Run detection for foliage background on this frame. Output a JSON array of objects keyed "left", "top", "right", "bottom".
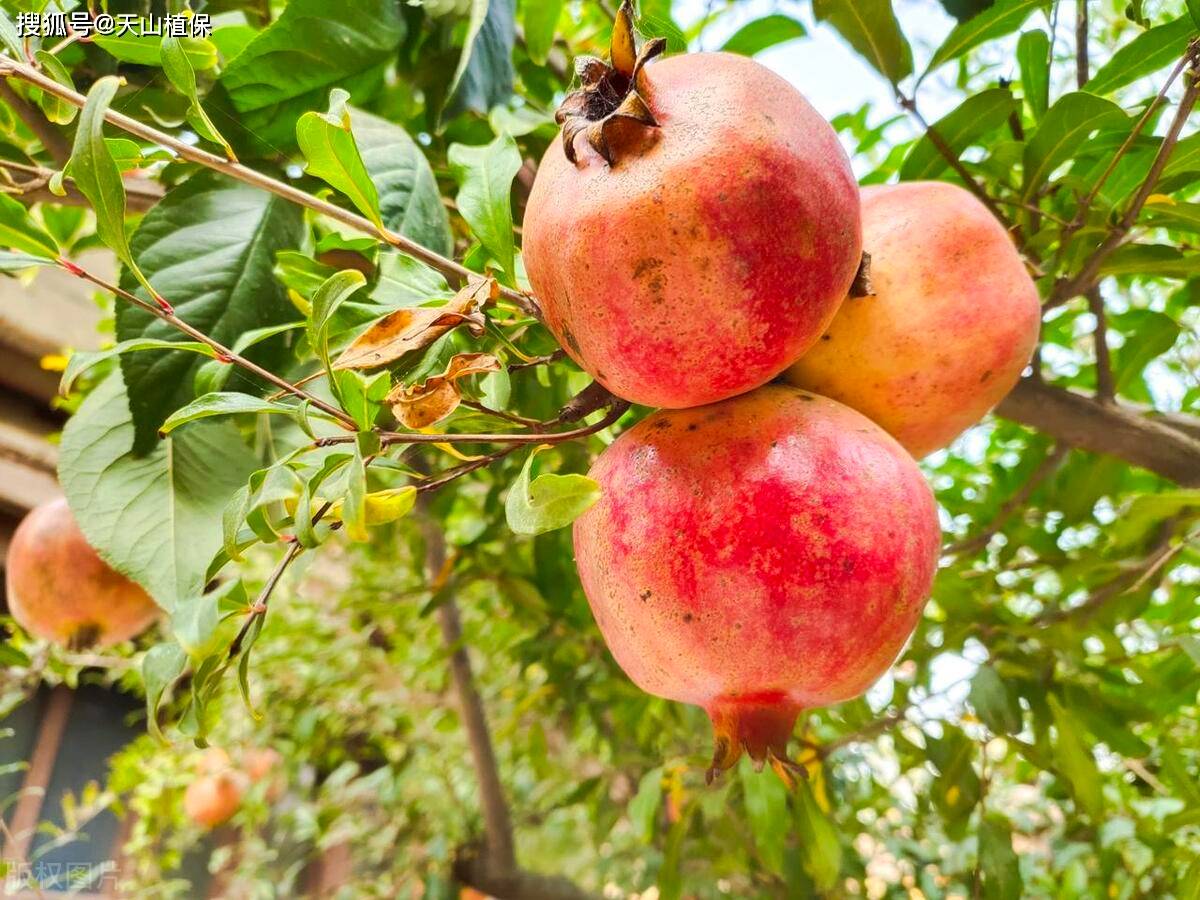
[{"left": 0, "top": 0, "right": 1198, "bottom": 898}]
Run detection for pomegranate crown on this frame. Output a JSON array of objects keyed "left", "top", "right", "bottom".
[{"left": 555, "top": 0, "right": 666, "bottom": 166}]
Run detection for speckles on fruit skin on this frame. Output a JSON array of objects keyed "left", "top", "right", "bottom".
[
  {"left": 785, "top": 181, "right": 1041, "bottom": 457},
  {"left": 524, "top": 52, "right": 861, "bottom": 410},
  {"left": 573, "top": 385, "right": 941, "bottom": 722},
  {"left": 5, "top": 497, "right": 160, "bottom": 649}
]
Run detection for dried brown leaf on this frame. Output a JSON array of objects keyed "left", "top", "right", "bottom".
[
  {"left": 388, "top": 352, "right": 502, "bottom": 429},
  {"left": 333, "top": 277, "right": 497, "bottom": 371}
]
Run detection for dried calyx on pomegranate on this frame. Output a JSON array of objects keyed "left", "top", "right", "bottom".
[{"left": 555, "top": 0, "right": 665, "bottom": 165}]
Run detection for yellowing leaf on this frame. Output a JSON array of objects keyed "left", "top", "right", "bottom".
[
  {"left": 333, "top": 277, "right": 496, "bottom": 370},
  {"left": 388, "top": 352, "right": 501, "bottom": 428}
]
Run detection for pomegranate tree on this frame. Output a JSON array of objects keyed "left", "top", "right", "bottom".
[
  {"left": 5, "top": 497, "right": 160, "bottom": 649},
  {"left": 573, "top": 386, "right": 940, "bottom": 781},
  {"left": 523, "top": 2, "right": 862, "bottom": 409},
  {"left": 786, "top": 181, "right": 1041, "bottom": 456}
]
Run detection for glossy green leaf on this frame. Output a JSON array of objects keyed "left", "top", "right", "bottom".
[
  {"left": 142, "top": 641, "right": 187, "bottom": 743},
  {"left": 298, "top": 90, "right": 383, "bottom": 230},
  {"left": 33, "top": 50, "right": 77, "bottom": 125},
  {"left": 1086, "top": 16, "right": 1198, "bottom": 96},
  {"left": 310, "top": 269, "right": 369, "bottom": 372},
  {"left": 1100, "top": 244, "right": 1200, "bottom": 279},
  {"left": 506, "top": 446, "right": 601, "bottom": 535},
  {"left": 741, "top": 759, "right": 787, "bottom": 874},
  {"left": 1049, "top": 696, "right": 1104, "bottom": 818},
  {"left": 979, "top": 815, "right": 1023, "bottom": 900},
  {"left": 900, "top": 88, "right": 1017, "bottom": 180},
  {"left": 448, "top": 133, "right": 521, "bottom": 283},
  {"left": 795, "top": 776, "right": 841, "bottom": 890},
  {"left": 0, "top": 194, "right": 59, "bottom": 260},
  {"left": 0, "top": 251, "right": 55, "bottom": 272},
  {"left": 160, "top": 36, "right": 235, "bottom": 159},
  {"left": 813, "top": 0, "right": 913, "bottom": 85},
  {"left": 969, "top": 665, "right": 1023, "bottom": 734},
  {"left": 522, "top": 0, "right": 563, "bottom": 65},
  {"left": 60, "top": 375, "right": 257, "bottom": 611},
  {"left": 444, "top": 0, "right": 516, "bottom": 121},
  {"left": 1022, "top": 92, "right": 1128, "bottom": 199},
  {"left": 925, "top": 0, "right": 1046, "bottom": 77},
  {"left": 160, "top": 392, "right": 306, "bottom": 434},
  {"left": 94, "top": 25, "right": 217, "bottom": 68},
  {"left": 1017, "top": 29, "right": 1050, "bottom": 120},
  {"left": 720, "top": 15, "right": 807, "bottom": 57},
  {"left": 62, "top": 339, "right": 217, "bottom": 397}
]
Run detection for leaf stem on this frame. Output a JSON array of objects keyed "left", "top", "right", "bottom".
[{"left": 57, "top": 258, "right": 358, "bottom": 430}]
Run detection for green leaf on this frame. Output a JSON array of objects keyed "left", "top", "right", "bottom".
[
  {"left": 142, "top": 641, "right": 187, "bottom": 743},
  {"left": 444, "top": 0, "right": 516, "bottom": 121},
  {"left": 627, "top": 767, "right": 663, "bottom": 843},
  {"left": 1049, "top": 696, "right": 1104, "bottom": 818},
  {"left": 741, "top": 759, "right": 787, "bottom": 874},
  {"left": 1112, "top": 310, "right": 1181, "bottom": 393},
  {"left": 116, "top": 172, "right": 305, "bottom": 451},
  {"left": 69, "top": 77, "right": 164, "bottom": 309},
  {"left": 813, "top": 0, "right": 913, "bottom": 85},
  {"left": 448, "top": 134, "right": 521, "bottom": 283},
  {"left": 900, "top": 88, "right": 1017, "bottom": 181},
  {"left": 522, "top": 0, "right": 563, "bottom": 64},
  {"left": 0, "top": 251, "right": 54, "bottom": 272},
  {"left": 193, "top": 322, "right": 304, "bottom": 396},
  {"left": 0, "top": 8, "right": 21, "bottom": 59},
  {"left": 334, "top": 369, "right": 390, "bottom": 430},
  {"left": 795, "top": 776, "right": 841, "bottom": 891},
  {"left": 297, "top": 90, "right": 383, "bottom": 230},
  {"left": 342, "top": 445, "right": 370, "bottom": 542},
  {"left": 506, "top": 447, "right": 601, "bottom": 535},
  {"left": 159, "top": 392, "right": 306, "bottom": 434},
  {"left": 1142, "top": 200, "right": 1200, "bottom": 233},
  {"left": 969, "top": 665, "right": 1023, "bottom": 734},
  {"left": 1190, "top": 0, "right": 1200, "bottom": 29},
  {"left": 62, "top": 339, "right": 217, "bottom": 397},
  {"left": 94, "top": 24, "right": 217, "bottom": 68},
  {"left": 172, "top": 582, "right": 238, "bottom": 660},
  {"left": 924, "top": 0, "right": 1047, "bottom": 78},
  {"left": 0, "top": 194, "right": 59, "bottom": 260},
  {"left": 979, "top": 815, "right": 1023, "bottom": 900},
  {"left": 1017, "top": 29, "right": 1051, "bottom": 120},
  {"left": 1163, "top": 131, "right": 1200, "bottom": 181},
  {"left": 310, "top": 269, "right": 369, "bottom": 373},
  {"left": 1099, "top": 244, "right": 1200, "bottom": 279},
  {"left": 1022, "top": 92, "right": 1128, "bottom": 199},
  {"left": 351, "top": 108, "right": 453, "bottom": 257},
  {"left": 160, "top": 37, "right": 234, "bottom": 159},
  {"left": 33, "top": 50, "right": 77, "bottom": 125},
  {"left": 60, "top": 375, "right": 257, "bottom": 610},
  {"left": 1086, "top": 16, "right": 1198, "bottom": 96},
  {"left": 720, "top": 15, "right": 807, "bottom": 57}
]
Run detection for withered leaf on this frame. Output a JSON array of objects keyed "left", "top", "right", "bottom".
[
  {"left": 333, "top": 276, "right": 497, "bottom": 371},
  {"left": 388, "top": 352, "right": 502, "bottom": 429}
]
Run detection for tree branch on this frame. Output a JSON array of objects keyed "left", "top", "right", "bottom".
[
  {"left": 996, "top": 378, "right": 1200, "bottom": 486},
  {"left": 0, "top": 57, "right": 541, "bottom": 320},
  {"left": 420, "top": 510, "right": 599, "bottom": 900},
  {"left": 1074, "top": 0, "right": 1089, "bottom": 89},
  {"left": 1087, "top": 288, "right": 1115, "bottom": 402},
  {"left": 0, "top": 158, "right": 163, "bottom": 212}
]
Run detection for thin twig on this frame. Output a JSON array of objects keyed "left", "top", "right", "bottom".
[
  {"left": 1087, "top": 288, "right": 1115, "bottom": 402},
  {"left": 0, "top": 57, "right": 541, "bottom": 320},
  {"left": 58, "top": 259, "right": 358, "bottom": 430},
  {"left": 0, "top": 158, "right": 163, "bottom": 212},
  {"left": 370, "top": 397, "right": 628, "bottom": 447},
  {"left": 1046, "top": 54, "right": 1200, "bottom": 309},
  {"left": 1074, "top": 0, "right": 1089, "bottom": 89}
]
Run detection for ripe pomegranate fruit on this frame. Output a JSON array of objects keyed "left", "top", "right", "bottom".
[
  {"left": 573, "top": 385, "right": 940, "bottom": 781},
  {"left": 183, "top": 772, "right": 243, "bottom": 828},
  {"left": 4, "top": 497, "right": 160, "bottom": 649},
  {"left": 785, "top": 181, "right": 1041, "bottom": 457},
  {"left": 523, "top": 2, "right": 862, "bottom": 409}
]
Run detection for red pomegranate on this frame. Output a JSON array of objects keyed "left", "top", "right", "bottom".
[
  {"left": 573, "top": 386, "right": 940, "bottom": 781},
  {"left": 5, "top": 497, "right": 160, "bottom": 649},
  {"left": 523, "top": 3, "right": 861, "bottom": 409}
]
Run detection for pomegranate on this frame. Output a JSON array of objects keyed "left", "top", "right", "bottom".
[
  {"left": 183, "top": 772, "right": 243, "bottom": 828},
  {"left": 573, "top": 385, "right": 940, "bottom": 781},
  {"left": 523, "top": 2, "right": 862, "bottom": 409},
  {"left": 786, "top": 181, "right": 1041, "bottom": 457},
  {"left": 4, "top": 497, "right": 160, "bottom": 649}
]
